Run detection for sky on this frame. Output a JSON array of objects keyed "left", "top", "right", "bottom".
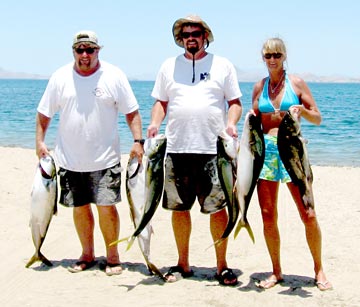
[{"left": 1, "top": 0, "right": 359, "bottom": 80}]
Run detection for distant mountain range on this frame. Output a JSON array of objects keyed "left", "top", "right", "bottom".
[
  {"left": 1, "top": 67, "right": 359, "bottom": 83},
  {"left": 234, "top": 68, "right": 360, "bottom": 83},
  {"left": 0, "top": 67, "right": 48, "bottom": 80}
]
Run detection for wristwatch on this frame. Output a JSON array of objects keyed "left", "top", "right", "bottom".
[{"left": 134, "top": 139, "right": 145, "bottom": 145}]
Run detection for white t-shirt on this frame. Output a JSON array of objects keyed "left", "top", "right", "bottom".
[
  {"left": 37, "top": 61, "right": 139, "bottom": 171},
  {"left": 151, "top": 53, "right": 242, "bottom": 154}
]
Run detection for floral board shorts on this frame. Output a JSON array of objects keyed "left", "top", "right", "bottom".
[{"left": 259, "top": 134, "right": 291, "bottom": 183}]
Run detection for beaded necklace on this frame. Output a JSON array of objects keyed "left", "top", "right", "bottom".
[{"left": 269, "top": 72, "right": 285, "bottom": 94}]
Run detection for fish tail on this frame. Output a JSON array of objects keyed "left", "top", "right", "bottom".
[
  {"left": 234, "top": 220, "right": 242, "bottom": 239},
  {"left": 125, "top": 236, "right": 136, "bottom": 251},
  {"left": 25, "top": 254, "right": 39, "bottom": 268},
  {"left": 25, "top": 251, "right": 52, "bottom": 268},
  {"left": 244, "top": 222, "right": 255, "bottom": 244},
  {"left": 109, "top": 236, "right": 130, "bottom": 247},
  {"left": 145, "top": 259, "right": 167, "bottom": 282},
  {"left": 39, "top": 251, "right": 53, "bottom": 266},
  {"left": 234, "top": 220, "right": 255, "bottom": 243}
]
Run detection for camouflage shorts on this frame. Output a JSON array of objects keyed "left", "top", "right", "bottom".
[
  {"left": 58, "top": 163, "right": 122, "bottom": 207},
  {"left": 162, "top": 153, "right": 226, "bottom": 214}
]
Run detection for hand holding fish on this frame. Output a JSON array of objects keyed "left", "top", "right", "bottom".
[
  {"left": 212, "top": 131, "right": 240, "bottom": 247},
  {"left": 225, "top": 124, "right": 238, "bottom": 138},
  {"left": 26, "top": 155, "right": 58, "bottom": 268},
  {"left": 289, "top": 105, "right": 303, "bottom": 117},
  {"left": 36, "top": 141, "right": 50, "bottom": 159},
  {"left": 289, "top": 104, "right": 321, "bottom": 126},
  {"left": 110, "top": 135, "right": 167, "bottom": 250},
  {"left": 147, "top": 125, "right": 160, "bottom": 138},
  {"left": 130, "top": 142, "right": 144, "bottom": 164},
  {"left": 234, "top": 112, "right": 265, "bottom": 242}
]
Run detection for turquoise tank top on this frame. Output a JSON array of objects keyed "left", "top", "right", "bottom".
[{"left": 258, "top": 73, "right": 300, "bottom": 113}]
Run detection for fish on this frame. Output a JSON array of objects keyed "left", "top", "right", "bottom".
[
  {"left": 110, "top": 134, "right": 167, "bottom": 250},
  {"left": 124, "top": 155, "right": 165, "bottom": 280},
  {"left": 277, "top": 108, "right": 314, "bottom": 209},
  {"left": 214, "top": 131, "right": 239, "bottom": 246},
  {"left": 234, "top": 113, "right": 265, "bottom": 242},
  {"left": 26, "top": 155, "right": 58, "bottom": 268}
]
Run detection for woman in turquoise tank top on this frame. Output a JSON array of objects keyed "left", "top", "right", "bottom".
[{"left": 251, "top": 37, "right": 332, "bottom": 291}]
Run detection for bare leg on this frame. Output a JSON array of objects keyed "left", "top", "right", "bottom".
[
  {"left": 210, "top": 208, "right": 229, "bottom": 272},
  {"left": 257, "top": 180, "right": 283, "bottom": 288},
  {"left": 97, "top": 205, "right": 122, "bottom": 275},
  {"left": 165, "top": 211, "right": 192, "bottom": 282},
  {"left": 211, "top": 208, "right": 237, "bottom": 285},
  {"left": 71, "top": 204, "right": 95, "bottom": 271},
  {"left": 287, "top": 183, "right": 332, "bottom": 290}
]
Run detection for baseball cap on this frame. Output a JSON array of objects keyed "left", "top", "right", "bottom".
[{"left": 72, "top": 30, "right": 100, "bottom": 47}]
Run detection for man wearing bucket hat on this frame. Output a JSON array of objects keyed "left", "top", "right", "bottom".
[
  {"left": 147, "top": 15, "right": 242, "bottom": 286},
  {"left": 36, "top": 30, "right": 144, "bottom": 276}
]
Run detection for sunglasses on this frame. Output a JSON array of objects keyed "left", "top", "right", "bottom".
[
  {"left": 74, "top": 47, "right": 98, "bottom": 55},
  {"left": 181, "top": 31, "right": 203, "bottom": 39},
  {"left": 264, "top": 53, "right": 282, "bottom": 59}
]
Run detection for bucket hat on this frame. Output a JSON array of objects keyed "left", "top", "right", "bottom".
[{"left": 172, "top": 15, "right": 214, "bottom": 48}]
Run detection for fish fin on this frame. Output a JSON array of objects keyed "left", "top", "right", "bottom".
[
  {"left": 25, "top": 255, "right": 39, "bottom": 268},
  {"left": 234, "top": 220, "right": 255, "bottom": 243},
  {"left": 145, "top": 260, "right": 167, "bottom": 281},
  {"left": 109, "top": 236, "right": 130, "bottom": 247},
  {"left": 205, "top": 238, "right": 226, "bottom": 251},
  {"left": 39, "top": 251, "right": 53, "bottom": 266},
  {"left": 25, "top": 251, "right": 52, "bottom": 268},
  {"left": 245, "top": 222, "right": 255, "bottom": 244},
  {"left": 234, "top": 221, "right": 241, "bottom": 239},
  {"left": 125, "top": 236, "right": 136, "bottom": 251}
]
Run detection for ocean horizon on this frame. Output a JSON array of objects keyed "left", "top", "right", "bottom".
[{"left": 0, "top": 79, "right": 359, "bottom": 167}]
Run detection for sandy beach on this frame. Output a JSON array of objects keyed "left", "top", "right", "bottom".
[{"left": 1, "top": 146, "right": 359, "bottom": 307}]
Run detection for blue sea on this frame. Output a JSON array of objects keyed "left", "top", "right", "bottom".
[{"left": 0, "top": 79, "right": 359, "bottom": 167}]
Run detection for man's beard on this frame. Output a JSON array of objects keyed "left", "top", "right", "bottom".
[
  {"left": 186, "top": 45, "right": 199, "bottom": 55},
  {"left": 78, "top": 59, "right": 91, "bottom": 70}
]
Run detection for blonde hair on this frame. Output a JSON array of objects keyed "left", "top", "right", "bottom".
[{"left": 262, "top": 37, "right": 287, "bottom": 59}]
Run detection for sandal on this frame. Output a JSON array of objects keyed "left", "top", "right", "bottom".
[
  {"left": 256, "top": 278, "right": 283, "bottom": 289},
  {"left": 164, "top": 266, "right": 194, "bottom": 282},
  {"left": 105, "top": 262, "right": 123, "bottom": 276},
  {"left": 215, "top": 268, "right": 238, "bottom": 286},
  {"left": 316, "top": 280, "right": 333, "bottom": 291},
  {"left": 68, "top": 260, "right": 97, "bottom": 273}
]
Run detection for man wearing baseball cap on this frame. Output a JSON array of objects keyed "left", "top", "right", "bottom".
[{"left": 36, "top": 30, "right": 144, "bottom": 276}]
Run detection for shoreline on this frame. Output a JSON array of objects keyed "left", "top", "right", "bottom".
[
  {"left": 1, "top": 146, "right": 359, "bottom": 306},
  {"left": 0, "top": 145, "right": 359, "bottom": 168}
]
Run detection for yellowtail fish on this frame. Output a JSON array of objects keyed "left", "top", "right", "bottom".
[
  {"left": 278, "top": 107, "right": 314, "bottom": 209},
  {"left": 26, "top": 155, "right": 57, "bottom": 268},
  {"left": 234, "top": 113, "right": 265, "bottom": 242},
  {"left": 110, "top": 135, "right": 166, "bottom": 273},
  {"left": 214, "top": 130, "right": 239, "bottom": 246},
  {"left": 124, "top": 155, "right": 165, "bottom": 280}
]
